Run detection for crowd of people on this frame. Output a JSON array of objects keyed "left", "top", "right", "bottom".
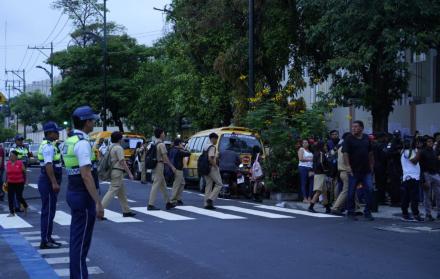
[{"left": 297, "top": 120, "right": 440, "bottom": 221}]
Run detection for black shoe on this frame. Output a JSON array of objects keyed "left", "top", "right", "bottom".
[
  {"left": 206, "top": 199, "right": 213, "bottom": 206},
  {"left": 166, "top": 202, "right": 176, "bottom": 210},
  {"left": 414, "top": 215, "right": 425, "bottom": 222},
  {"left": 49, "top": 239, "right": 62, "bottom": 247},
  {"left": 40, "top": 242, "right": 60, "bottom": 249},
  {"left": 308, "top": 205, "right": 317, "bottom": 213},
  {"left": 204, "top": 204, "right": 216, "bottom": 210},
  {"left": 331, "top": 209, "right": 344, "bottom": 216},
  {"left": 347, "top": 214, "right": 358, "bottom": 221},
  {"left": 426, "top": 214, "right": 435, "bottom": 222},
  {"left": 176, "top": 200, "right": 184, "bottom": 206},
  {"left": 123, "top": 212, "right": 136, "bottom": 217},
  {"left": 147, "top": 205, "right": 160, "bottom": 211},
  {"left": 15, "top": 208, "right": 23, "bottom": 213},
  {"left": 325, "top": 207, "right": 331, "bottom": 214},
  {"left": 401, "top": 214, "right": 413, "bottom": 222},
  {"left": 364, "top": 214, "right": 375, "bottom": 221},
  {"left": 355, "top": 211, "right": 363, "bottom": 216}
]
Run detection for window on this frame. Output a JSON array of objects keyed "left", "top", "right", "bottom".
[
  {"left": 195, "top": 137, "right": 205, "bottom": 152},
  {"left": 218, "top": 134, "right": 262, "bottom": 154},
  {"left": 187, "top": 138, "right": 195, "bottom": 151},
  {"left": 412, "top": 52, "right": 427, "bottom": 63}
]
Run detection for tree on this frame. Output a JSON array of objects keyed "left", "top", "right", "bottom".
[
  {"left": 10, "top": 91, "right": 51, "bottom": 137},
  {"left": 298, "top": 0, "right": 440, "bottom": 132}
]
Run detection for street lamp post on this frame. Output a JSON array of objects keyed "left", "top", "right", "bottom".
[
  {"left": 248, "top": 0, "right": 255, "bottom": 98},
  {"left": 36, "top": 65, "right": 53, "bottom": 95}
]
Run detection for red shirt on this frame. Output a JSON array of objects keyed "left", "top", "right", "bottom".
[{"left": 7, "top": 160, "right": 25, "bottom": 183}]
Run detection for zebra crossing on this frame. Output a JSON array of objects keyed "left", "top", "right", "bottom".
[{"left": 1, "top": 202, "right": 340, "bottom": 229}]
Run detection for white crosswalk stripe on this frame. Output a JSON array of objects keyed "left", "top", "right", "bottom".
[
  {"left": 30, "top": 241, "right": 68, "bottom": 247},
  {"left": 131, "top": 207, "right": 195, "bottom": 221},
  {"left": 28, "top": 183, "right": 38, "bottom": 189},
  {"left": 20, "top": 231, "right": 40, "bottom": 236},
  {"left": 177, "top": 206, "right": 246, "bottom": 220},
  {"left": 54, "top": 211, "right": 72, "bottom": 226},
  {"left": 254, "top": 205, "right": 341, "bottom": 218},
  {"left": 0, "top": 214, "right": 33, "bottom": 229},
  {"left": 217, "top": 206, "right": 295, "bottom": 219},
  {"left": 103, "top": 209, "right": 143, "bottom": 223},
  {"left": 55, "top": 266, "right": 104, "bottom": 277},
  {"left": 45, "top": 257, "right": 90, "bottom": 264},
  {"left": 25, "top": 235, "right": 60, "bottom": 241},
  {"left": 38, "top": 248, "right": 69, "bottom": 255}
]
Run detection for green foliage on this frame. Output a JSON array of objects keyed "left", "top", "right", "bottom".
[
  {"left": 10, "top": 91, "right": 51, "bottom": 132},
  {"left": 0, "top": 127, "right": 16, "bottom": 142}
]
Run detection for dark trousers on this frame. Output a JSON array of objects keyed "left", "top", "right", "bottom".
[
  {"left": 374, "top": 170, "right": 387, "bottom": 203},
  {"left": 299, "top": 166, "right": 314, "bottom": 199},
  {"left": 7, "top": 182, "right": 27, "bottom": 214},
  {"left": 38, "top": 175, "right": 59, "bottom": 244},
  {"left": 347, "top": 173, "right": 373, "bottom": 215},
  {"left": 389, "top": 171, "right": 402, "bottom": 204},
  {"left": 67, "top": 190, "right": 96, "bottom": 279},
  {"left": 401, "top": 179, "right": 420, "bottom": 216}
]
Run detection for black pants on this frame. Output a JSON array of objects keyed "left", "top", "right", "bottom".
[
  {"left": 401, "top": 179, "right": 420, "bottom": 216},
  {"left": 8, "top": 183, "right": 28, "bottom": 214},
  {"left": 374, "top": 170, "right": 387, "bottom": 203},
  {"left": 390, "top": 172, "right": 401, "bottom": 204}
]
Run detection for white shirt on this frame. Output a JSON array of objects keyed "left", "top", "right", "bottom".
[
  {"left": 73, "top": 129, "right": 92, "bottom": 167},
  {"left": 99, "top": 144, "right": 108, "bottom": 156},
  {"left": 401, "top": 149, "right": 420, "bottom": 181},
  {"left": 42, "top": 143, "right": 55, "bottom": 165},
  {"left": 298, "top": 148, "right": 313, "bottom": 168}
]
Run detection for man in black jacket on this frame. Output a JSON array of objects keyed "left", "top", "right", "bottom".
[{"left": 170, "top": 139, "right": 191, "bottom": 206}]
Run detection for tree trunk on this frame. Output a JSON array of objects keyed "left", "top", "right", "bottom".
[
  {"left": 371, "top": 107, "right": 390, "bottom": 134},
  {"left": 115, "top": 118, "right": 124, "bottom": 133}
]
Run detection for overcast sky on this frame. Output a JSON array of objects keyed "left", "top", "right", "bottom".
[{"left": 0, "top": 0, "right": 172, "bottom": 97}]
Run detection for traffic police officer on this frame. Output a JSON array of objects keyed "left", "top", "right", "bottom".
[
  {"left": 38, "top": 121, "right": 64, "bottom": 249},
  {"left": 10, "top": 135, "right": 30, "bottom": 166},
  {"left": 64, "top": 106, "right": 104, "bottom": 279}
]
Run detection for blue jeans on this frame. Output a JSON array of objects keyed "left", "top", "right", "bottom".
[
  {"left": 347, "top": 173, "right": 373, "bottom": 215},
  {"left": 299, "top": 166, "right": 314, "bottom": 199}
]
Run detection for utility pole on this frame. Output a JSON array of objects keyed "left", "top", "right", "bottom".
[
  {"left": 5, "top": 70, "right": 26, "bottom": 136},
  {"left": 248, "top": 0, "right": 255, "bottom": 98},
  {"left": 28, "top": 43, "right": 53, "bottom": 95},
  {"left": 103, "top": 0, "right": 108, "bottom": 131}
]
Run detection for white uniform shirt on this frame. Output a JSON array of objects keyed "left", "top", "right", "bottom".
[
  {"left": 401, "top": 149, "right": 420, "bottom": 181},
  {"left": 42, "top": 143, "right": 55, "bottom": 165},
  {"left": 73, "top": 129, "right": 92, "bottom": 167}
]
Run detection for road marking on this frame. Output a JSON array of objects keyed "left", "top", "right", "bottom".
[
  {"left": 20, "top": 231, "right": 41, "bottom": 236},
  {"left": 100, "top": 181, "right": 110, "bottom": 185},
  {"left": 28, "top": 183, "right": 38, "bottom": 189},
  {"left": 131, "top": 207, "right": 194, "bottom": 221},
  {"left": 54, "top": 211, "right": 72, "bottom": 226},
  {"left": 103, "top": 209, "right": 142, "bottom": 223},
  {"left": 0, "top": 214, "right": 33, "bottom": 229},
  {"left": 31, "top": 241, "right": 68, "bottom": 247},
  {"left": 114, "top": 196, "right": 136, "bottom": 203},
  {"left": 55, "top": 266, "right": 104, "bottom": 277},
  {"left": 45, "top": 257, "right": 89, "bottom": 264},
  {"left": 25, "top": 235, "right": 60, "bottom": 241},
  {"left": 197, "top": 194, "right": 204, "bottom": 197},
  {"left": 254, "top": 205, "right": 341, "bottom": 218},
  {"left": 239, "top": 201, "right": 259, "bottom": 206},
  {"left": 38, "top": 248, "right": 70, "bottom": 255},
  {"left": 217, "top": 206, "right": 294, "bottom": 219},
  {"left": 177, "top": 206, "right": 246, "bottom": 220}
]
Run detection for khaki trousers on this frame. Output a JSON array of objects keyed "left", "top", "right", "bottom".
[
  {"left": 204, "top": 166, "right": 223, "bottom": 206},
  {"left": 101, "top": 169, "right": 130, "bottom": 213},
  {"left": 148, "top": 163, "right": 169, "bottom": 206},
  {"left": 171, "top": 170, "right": 185, "bottom": 202},
  {"left": 332, "top": 171, "right": 360, "bottom": 211},
  {"left": 140, "top": 161, "right": 146, "bottom": 183}
]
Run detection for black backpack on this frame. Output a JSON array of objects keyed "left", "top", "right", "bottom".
[
  {"left": 145, "top": 143, "right": 158, "bottom": 170},
  {"left": 197, "top": 146, "right": 212, "bottom": 176}
]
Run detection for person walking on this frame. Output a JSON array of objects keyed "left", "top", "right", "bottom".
[
  {"left": 64, "top": 106, "right": 104, "bottom": 279},
  {"left": 298, "top": 139, "right": 314, "bottom": 202},
  {"left": 219, "top": 137, "right": 241, "bottom": 198},
  {"left": 0, "top": 143, "right": 5, "bottom": 202},
  {"left": 386, "top": 130, "right": 403, "bottom": 206},
  {"left": 250, "top": 145, "right": 264, "bottom": 202},
  {"left": 400, "top": 138, "right": 424, "bottom": 221},
  {"left": 342, "top": 120, "right": 375, "bottom": 221},
  {"left": 147, "top": 128, "right": 176, "bottom": 211},
  {"left": 6, "top": 150, "right": 28, "bottom": 217},
  {"left": 419, "top": 136, "right": 440, "bottom": 221},
  {"left": 169, "top": 139, "right": 191, "bottom": 206},
  {"left": 203, "top": 133, "right": 223, "bottom": 210},
  {"left": 373, "top": 132, "right": 389, "bottom": 205},
  {"left": 308, "top": 141, "right": 331, "bottom": 213},
  {"left": 38, "top": 121, "right": 64, "bottom": 249},
  {"left": 101, "top": 132, "right": 136, "bottom": 217},
  {"left": 135, "top": 141, "right": 147, "bottom": 183}
]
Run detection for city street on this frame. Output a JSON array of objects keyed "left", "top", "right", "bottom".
[{"left": 0, "top": 167, "right": 439, "bottom": 279}]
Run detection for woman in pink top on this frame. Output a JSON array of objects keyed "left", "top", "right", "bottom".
[{"left": 6, "top": 150, "right": 28, "bottom": 217}]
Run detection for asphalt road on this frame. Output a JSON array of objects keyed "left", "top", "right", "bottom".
[{"left": 1, "top": 167, "right": 439, "bottom": 279}]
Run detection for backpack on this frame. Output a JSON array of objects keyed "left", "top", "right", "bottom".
[
  {"left": 145, "top": 143, "right": 158, "bottom": 170},
  {"left": 97, "top": 145, "right": 115, "bottom": 181},
  {"left": 251, "top": 153, "right": 263, "bottom": 180},
  {"left": 197, "top": 145, "right": 213, "bottom": 176}
]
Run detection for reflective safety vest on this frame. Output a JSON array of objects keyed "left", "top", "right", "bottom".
[
  {"left": 37, "top": 140, "right": 62, "bottom": 167},
  {"left": 64, "top": 133, "right": 96, "bottom": 176},
  {"left": 14, "top": 146, "right": 29, "bottom": 160}
]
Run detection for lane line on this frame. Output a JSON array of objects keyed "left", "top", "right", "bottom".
[
  {"left": 38, "top": 248, "right": 70, "bottom": 255},
  {"left": 20, "top": 231, "right": 41, "bottom": 236},
  {"left": 28, "top": 183, "right": 38, "bottom": 189},
  {"left": 254, "top": 205, "right": 341, "bottom": 218},
  {"left": 131, "top": 207, "right": 194, "bottom": 221},
  {"left": 177, "top": 206, "right": 246, "bottom": 220},
  {"left": 217, "top": 206, "right": 294, "bottom": 219},
  {"left": 45, "top": 257, "right": 89, "bottom": 264},
  {"left": 55, "top": 266, "right": 104, "bottom": 277},
  {"left": 103, "top": 209, "right": 142, "bottom": 223},
  {"left": 31, "top": 240, "right": 68, "bottom": 247},
  {"left": 25, "top": 235, "right": 60, "bottom": 241},
  {"left": 53, "top": 211, "right": 71, "bottom": 226},
  {"left": 0, "top": 214, "right": 33, "bottom": 229}
]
